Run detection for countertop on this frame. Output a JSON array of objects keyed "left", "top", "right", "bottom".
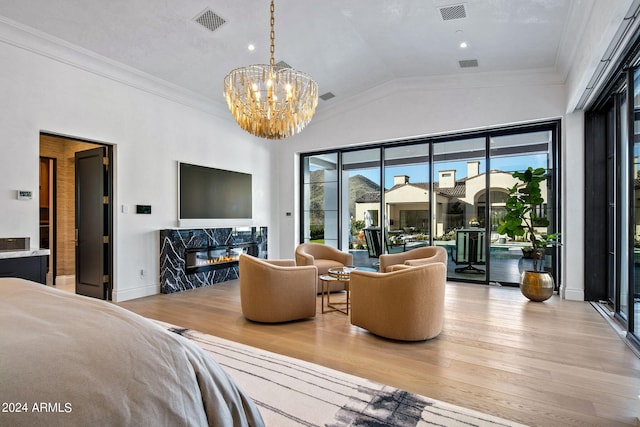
[{"left": 0, "top": 249, "right": 50, "bottom": 259}]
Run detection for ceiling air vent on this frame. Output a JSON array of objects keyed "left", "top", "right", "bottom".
[
  {"left": 319, "top": 92, "right": 335, "bottom": 101},
  {"left": 194, "top": 9, "right": 226, "bottom": 32},
  {"left": 459, "top": 59, "right": 478, "bottom": 68},
  {"left": 439, "top": 4, "right": 467, "bottom": 21}
]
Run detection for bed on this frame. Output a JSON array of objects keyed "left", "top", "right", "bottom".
[{"left": 0, "top": 277, "right": 264, "bottom": 427}]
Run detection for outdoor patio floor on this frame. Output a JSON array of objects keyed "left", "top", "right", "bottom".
[{"left": 349, "top": 246, "right": 541, "bottom": 286}]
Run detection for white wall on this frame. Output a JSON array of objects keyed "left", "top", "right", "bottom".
[
  {"left": 0, "top": 26, "right": 272, "bottom": 301},
  {"left": 561, "top": 111, "right": 585, "bottom": 301}
]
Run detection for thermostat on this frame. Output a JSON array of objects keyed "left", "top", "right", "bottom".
[{"left": 17, "top": 190, "right": 33, "bottom": 200}]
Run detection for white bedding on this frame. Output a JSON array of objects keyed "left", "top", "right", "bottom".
[{"left": 0, "top": 278, "right": 264, "bottom": 427}]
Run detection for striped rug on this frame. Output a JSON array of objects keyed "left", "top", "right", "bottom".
[{"left": 160, "top": 322, "right": 526, "bottom": 427}]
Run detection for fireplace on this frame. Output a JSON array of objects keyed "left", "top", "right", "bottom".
[
  {"left": 159, "top": 227, "right": 267, "bottom": 294},
  {"left": 185, "top": 242, "right": 258, "bottom": 274}
]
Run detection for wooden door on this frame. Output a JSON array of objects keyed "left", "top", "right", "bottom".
[{"left": 75, "top": 147, "right": 111, "bottom": 299}]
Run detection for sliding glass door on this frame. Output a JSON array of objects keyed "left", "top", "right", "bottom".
[
  {"left": 383, "top": 144, "right": 430, "bottom": 253},
  {"left": 432, "top": 137, "right": 486, "bottom": 281},
  {"left": 300, "top": 121, "right": 560, "bottom": 288},
  {"left": 489, "top": 131, "right": 555, "bottom": 285},
  {"left": 342, "top": 149, "right": 381, "bottom": 269},
  {"left": 586, "top": 50, "right": 640, "bottom": 350},
  {"left": 631, "top": 70, "right": 640, "bottom": 343},
  {"left": 301, "top": 153, "right": 338, "bottom": 247},
  {"left": 620, "top": 88, "right": 630, "bottom": 321}
]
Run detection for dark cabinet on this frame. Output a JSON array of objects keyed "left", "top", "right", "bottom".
[{"left": 0, "top": 256, "right": 47, "bottom": 284}]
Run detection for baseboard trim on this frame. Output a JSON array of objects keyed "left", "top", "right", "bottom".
[
  {"left": 112, "top": 283, "right": 159, "bottom": 302},
  {"left": 562, "top": 287, "right": 584, "bottom": 301}
]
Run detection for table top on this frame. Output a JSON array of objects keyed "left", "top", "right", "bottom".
[
  {"left": 328, "top": 266, "right": 356, "bottom": 280},
  {"left": 319, "top": 274, "right": 343, "bottom": 281}
]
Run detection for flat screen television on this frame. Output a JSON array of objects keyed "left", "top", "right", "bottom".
[{"left": 178, "top": 162, "right": 252, "bottom": 219}]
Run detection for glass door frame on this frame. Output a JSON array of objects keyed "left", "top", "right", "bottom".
[
  {"left": 585, "top": 50, "right": 639, "bottom": 350},
  {"left": 299, "top": 120, "right": 561, "bottom": 288},
  {"left": 624, "top": 69, "right": 637, "bottom": 339}
]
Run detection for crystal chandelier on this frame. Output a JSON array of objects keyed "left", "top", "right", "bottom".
[{"left": 223, "top": 0, "right": 318, "bottom": 140}]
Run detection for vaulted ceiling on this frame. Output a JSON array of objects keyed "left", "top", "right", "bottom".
[{"left": 0, "top": 0, "right": 582, "bottom": 114}]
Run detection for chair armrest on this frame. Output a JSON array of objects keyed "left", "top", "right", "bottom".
[
  {"left": 405, "top": 257, "right": 435, "bottom": 267},
  {"left": 266, "top": 259, "right": 296, "bottom": 267},
  {"left": 379, "top": 252, "right": 410, "bottom": 272},
  {"left": 388, "top": 264, "right": 414, "bottom": 271},
  {"left": 295, "top": 251, "right": 314, "bottom": 266}
]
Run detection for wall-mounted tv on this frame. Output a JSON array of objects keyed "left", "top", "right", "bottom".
[{"left": 178, "top": 162, "right": 252, "bottom": 219}]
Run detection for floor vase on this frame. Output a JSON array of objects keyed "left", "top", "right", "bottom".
[{"left": 520, "top": 271, "right": 554, "bottom": 302}]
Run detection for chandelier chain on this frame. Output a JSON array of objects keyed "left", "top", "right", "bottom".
[{"left": 269, "top": 0, "right": 275, "bottom": 67}]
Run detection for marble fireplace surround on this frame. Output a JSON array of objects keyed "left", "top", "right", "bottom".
[{"left": 159, "top": 227, "right": 267, "bottom": 294}]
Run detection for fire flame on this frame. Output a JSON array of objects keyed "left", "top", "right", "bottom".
[{"left": 196, "top": 255, "right": 239, "bottom": 266}]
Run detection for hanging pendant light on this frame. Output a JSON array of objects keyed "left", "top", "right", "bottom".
[{"left": 223, "top": 0, "right": 318, "bottom": 140}]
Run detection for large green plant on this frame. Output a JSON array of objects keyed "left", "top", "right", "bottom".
[{"left": 497, "top": 167, "right": 560, "bottom": 272}]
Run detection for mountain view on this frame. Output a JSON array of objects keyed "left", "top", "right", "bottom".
[{"left": 308, "top": 171, "right": 380, "bottom": 224}]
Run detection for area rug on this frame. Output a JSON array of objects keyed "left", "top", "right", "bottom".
[{"left": 156, "top": 321, "right": 526, "bottom": 427}]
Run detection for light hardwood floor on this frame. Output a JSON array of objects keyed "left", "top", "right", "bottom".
[{"left": 119, "top": 281, "right": 640, "bottom": 426}]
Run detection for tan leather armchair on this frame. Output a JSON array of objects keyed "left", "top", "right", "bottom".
[
  {"left": 295, "top": 243, "right": 353, "bottom": 293},
  {"left": 378, "top": 246, "right": 448, "bottom": 273},
  {"left": 239, "top": 253, "right": 317, "bottom": 323},
  {"left": 350, "top": 262, "right": 446, "bottom": 341}
]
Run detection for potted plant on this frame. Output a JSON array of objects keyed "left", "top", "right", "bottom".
[{"left": 497, "top": 167, "right": 560, "bottom": 301}]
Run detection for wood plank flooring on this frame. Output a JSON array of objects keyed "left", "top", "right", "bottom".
[{"left": 118, "top": 281, "right": 640, "bottom": 426}]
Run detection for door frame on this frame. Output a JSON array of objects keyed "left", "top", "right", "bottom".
[
  {"left": 39, "top": 132, "right": 114, "bottom": 300},
  {"left": 40, "top": 156, "right": 57, "bottom": 283}
]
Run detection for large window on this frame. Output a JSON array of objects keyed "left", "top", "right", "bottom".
[
  {"left": 301, "top": 153, "right": 338, "bottom": 247},
  {"left": 342, "top": 149, "right": 381, "bottom": 265},
  {"left": 300, "top": 121, "right": 560, "bottom": 286},
  {"left": 489, "top": 131, "right": 556, "bottom": 285},
  {"left": 433, "top": 137, "right": 487, "bottom": 281},
  {"left": 384, "top": 144, "right": 430, "bottom": 256}
]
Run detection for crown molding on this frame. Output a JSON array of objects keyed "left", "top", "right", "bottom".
[{"left": 0, "top": 16, "right": 231, "bottom": 120}]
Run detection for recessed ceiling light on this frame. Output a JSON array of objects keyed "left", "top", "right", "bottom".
[
  {"left": 248, "top": 44, "right": 255, "bottom": 51},
  {"left": 460, "top": 41, "right": 468, "bottom": 48}
]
